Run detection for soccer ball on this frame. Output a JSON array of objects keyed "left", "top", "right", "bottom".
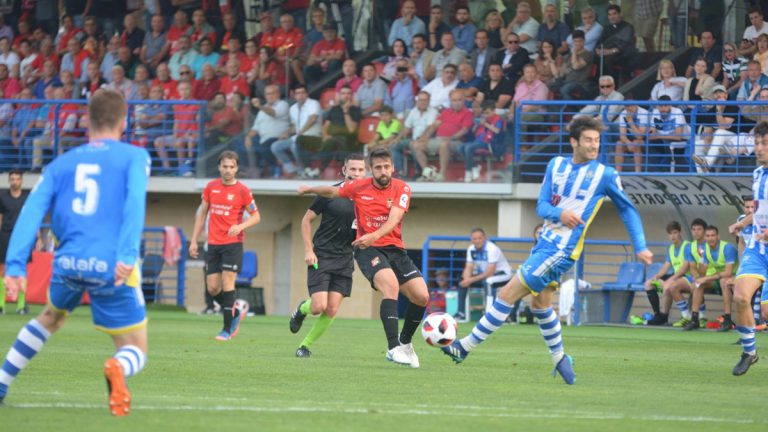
[
  {"left": 234, "top": 299, "right": 249, "bottom": 316},
  {"left": 421, "top": 313, "right": 458, "bottom": 347}
]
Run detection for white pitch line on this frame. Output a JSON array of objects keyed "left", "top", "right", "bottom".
[{"left": 8, "top": 402, "right": 762, "bottom": 424}]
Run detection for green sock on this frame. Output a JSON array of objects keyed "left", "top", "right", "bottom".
[
  {"left": 0, "top": 276, "right": 5, "bottom": 310},
  {"left": 299, "top": 298, "right": 312, "bottom": 315},
  {"left": 16, "top": 289, "right": 26, "bottom": 311},
  {"left": 300, "top": 313, "right": 335, "bottom": 348}
]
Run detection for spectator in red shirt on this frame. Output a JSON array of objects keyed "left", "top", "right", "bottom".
[
  {"left": 304, "top": 24, "right": 346, "bottom": 86},
  {"left": 187, "top": 9, "right": 217, "bottom": 51},
  {"left": 243, "top": 40, "right": 260, "bottom": 83},
  {"left": 411, "top": 88, "right": 473, "bottom": 181},
  {"left": 254, "top": 47, "right": 285, "bottom": 98},
  {"left": 206, "top": 92, "right": 243, "bottom": 145},
  {"left": 0, "top": 64, "right": 21, "bottom": 99},
  {"left": 152, "top": 63, "right": 179, "bottom": 100},
  {"left": 273, "top": 13, "right": 305, "bottom": 84},
  {"left": 55, "top": 15, "right": 84, "bottom": 56},
  {"left": 254, "top": 12, "right": 276, "bottom": 49},
  {"left": 219, "top": 11, "right": 246, "bottom": 52},
  {"left": 167, "top": 9, "right": 191, "bottom": 56},
  {"left": 30, "top": 37, "right": 59, "bottom": 77},
  {"left": 193, "top": 64, "right": 221, "bottom": 101},
  {"left": 220, "top": 58, "right": 250, "bottom": 100},
  {"left": 155, "top": 81, "right": 200, "bottom": 174},
  {"left": 12, "top": 20, "right": 31, "bottom": 51},
  {"left": 217, "top": 38, "right": 249, "bottom": 76},
  {"left": 335, "top": 59, "right": 362, "bottom": 93}
]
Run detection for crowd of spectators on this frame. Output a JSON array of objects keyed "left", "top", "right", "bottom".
[{"left": 0, "top": 0, "right": 756, "bottom": 179}]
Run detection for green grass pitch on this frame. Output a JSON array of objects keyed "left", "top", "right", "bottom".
[{"left": 0, "top": 306, "right": 766, "bottom": 432}]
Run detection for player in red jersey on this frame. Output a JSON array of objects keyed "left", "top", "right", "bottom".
[
  {"left": 298, "top": 148, "right": 429, "bottom": 368},
  {"left": 190, "top": 151, "right": 261, "bottom": 340}
]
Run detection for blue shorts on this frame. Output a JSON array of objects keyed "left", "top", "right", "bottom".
[
  {"left": 517, "top": 245, "right": 575, "bottom": 294},
  {"left": 48, "top": 268, "right": 146, "bottom": 335},
  {"left": 761, "top": 281, "right": 768, "bottom": 304}
]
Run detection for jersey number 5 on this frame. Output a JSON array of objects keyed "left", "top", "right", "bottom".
[{"left": 72, "top": 163, "right": 101, "bottom": 216}]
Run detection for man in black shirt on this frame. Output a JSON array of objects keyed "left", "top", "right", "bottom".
[
  {"left": 0, "top": 170, "right": 30, "bottom": 315},
  {"left": 315, "top": 85, "right": 361, "bottom": 175},
  {"left": 476, "top": 63, "right": 514, "bottom": 111},
  {"left": 595, "top": 5, "right": 637, "bottom": 84},
  {"left": 289, "top": 154, "right": 367, "bottom": 357}
]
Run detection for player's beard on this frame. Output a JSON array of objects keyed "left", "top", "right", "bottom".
[{"left": 374, "top": 173, "right": 390, "bottom": 187}]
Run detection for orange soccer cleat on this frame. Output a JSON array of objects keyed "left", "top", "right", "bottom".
[{"left": 103, "top": 358, "right": 131, "bottom": 416}]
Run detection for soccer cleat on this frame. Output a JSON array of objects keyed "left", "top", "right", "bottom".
[
  {"left": 215, "top": 330, "right": 231, "bottom": 341},
  {"left": 682, "top": 319, "right": 700, "bottom": 331},
  {"left": 289, "top": 301, "right": 307, "bottom": 334},
  {"left": 629, "top": 315, "right": 644, "bottom": 325},
  {"left": 552, "top": 354, "right": 576, "bottom": 385},
  {"left": 385, "top": 345, "right": 411, "bottom": 366},
  {"left": 717, "top": 319, "right": 735, "bottom": 332},
  {"left": 295, "top": 345, "right": 312, "bottom": 358},
  {"left": 699, "top": 318, "right": 708, "bottom": 328},
  {"left": 201, "top": 307, "right": 216, "bottom": 315},
  {"left": 16, "top": 306, "right": 29, "bottom": 315},
  {"left": 229, "top": 309, "right": 244, "bottom": 339},
  {"left": 104, "top": 358, "right": 131, "bottom": 416},
  {"left": 646, "top": 313, "right": 668, "bottom": 326},
  {"left": 400, "top": 343, "right": 420, "bottom": 368},
  {"left": 672, "top": 317, "right": 691, "bottom": 328},
  {"left": 441, "top": 340, "right": 469, "bottom": 364},
  {"left": 733, "top": 353, "right": 759, "bottom": 376}
]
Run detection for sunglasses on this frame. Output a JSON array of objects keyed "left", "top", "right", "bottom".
[
  {"left": 507, "top": 40, "right": 519, "bottom": 44},
  {"left": 600, "top": 84, "right": 613, "bottom": 88},
  {"left": 180, "top": 71, "right": 191, "bottom": 75}
]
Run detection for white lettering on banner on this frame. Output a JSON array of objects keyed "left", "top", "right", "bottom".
[
  {"left": 58, "top": 255, "right": 109, "bottom": 273},
  {"left": 620, "top": 176, "right": 752, "bottom": 208}
]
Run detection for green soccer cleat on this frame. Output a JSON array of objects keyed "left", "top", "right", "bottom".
[
  {"left": 672, "top": 317, "right": 691, "bottom": 328},
  {"left": 629, "top": 315, "right": 645, "bottom": 325}
]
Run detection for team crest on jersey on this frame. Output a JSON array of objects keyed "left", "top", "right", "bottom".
[
  {"left": 227, "top": 194, "right": 235, "bottom": 201},
  {"left": 371, "top": 256, "right": 380, "bottom": 267},
  {"left": 551, "top": 194, "right": 561, "bottom": 206},
  {"left": 386, "top": 198, "right": 393, "bottom": 208}
]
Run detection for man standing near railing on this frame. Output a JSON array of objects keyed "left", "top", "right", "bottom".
[
  {"left": 0, "top": 170, "right": 30, "bottom": 315},
  {"left": 189, "top": 150, "right": 260, "bottom": 341},
  {"left": 727, "top": 121, "right": 768, "bottom": 375},
  {"left": 441, "top": 116, "right": 652, "bottom": 385}
]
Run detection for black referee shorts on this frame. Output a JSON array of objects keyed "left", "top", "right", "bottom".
[
  {"left": 206, "top": 243, "right": 244, "bottom": 275},
  {"left": 307, "top": 254, "right": 354, "bottom": 297},
  {"left": 354, "top": 246, "right": 422, "bottom": 289},
  {"left": 0, "top": 231, "right": 31, "bottom": 264}
]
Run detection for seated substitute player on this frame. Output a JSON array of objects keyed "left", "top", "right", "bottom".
[
  {"left": 663, "top": 218, "right": 708, "bottom": 327},
  {"left": 643, "top": 221, "right": 691, "bottom": 325},
  {"left": 0, "top": 89, "right": 151, "bottom": 416},
  {"left": 457, "top": 227, "right": 513, "bottom": 321},
  {"left": 289, "top": 154, "right": 367, "bottom": 358},
  {"left": 298, "top": 148, "right": 430, "bottom": 368},
  {"left": 440, "top": 116, "right": 653, "bottom": 385},
  {"left": 189, "top": 151, "right": 261, "bottom": 341},
  {"left": 728, "top": 120, "right": 768, "bottom": 375},
  {"left": 683, "top": 225, "right": 738, "bottom": 331}
]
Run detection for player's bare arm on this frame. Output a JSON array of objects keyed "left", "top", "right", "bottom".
[
  {"left": 298, "top": 185, "right": 340, "bottom": 198},
  {"left": 730, "top": 213, "right": 753, "bottom": 235},
  {"left": 301, "top": 210, "right": 319, "bottom": 266},
  {"left": 637, "top": 250, "right": 654, "bottom": 265},
  {"left": 352, "top": 206, "right": 405, "bottom": 249},
  {"left": 189, "top": 200, "right": 209, "bottom": 258},
  {"left": 228, "top": 207, "right": 261, "bottom": 237}
]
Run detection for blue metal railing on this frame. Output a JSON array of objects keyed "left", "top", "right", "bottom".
[
  {"left": 422, "top": 235, "right": 667, "bottom": 325},
  {"left": 141, "top": 227, "right": 187, "bottom": 307},
  {"left": 1, "top": 98, "right": 207, "bottom": 176},
  {"left": 514, "top": 99, "right": 765, "bottom": 181}
]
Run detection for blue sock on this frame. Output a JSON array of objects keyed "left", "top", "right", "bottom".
[
  {"left": 737, "top": 326, "right": 757, "bottom": 356},
  {"left": 754, "top": 288, "right": 762, "bottom": 324},
  {"left": 0, "top": 319, "right": 50, "bottom": 398},
  {"left": 460, "top": 297, "right": 513, "bottom": 351},
  {"left": 533, "top": 307, "right": 565, "bottom": 365},
  {"left": 114, "top": 345, "right": 147, "bottom": 378},
  {"left": 675, "top": 300, "right": 690, "bottom": 318}
]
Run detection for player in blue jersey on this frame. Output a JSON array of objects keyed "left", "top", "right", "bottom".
[
  {"left": 0, "top": 89, "right": 151, "bottom": 415},
  {"left": 728, "top": 121, "right": 768, "bottom": 376},
  {"left": 441, "top": 116, "right": 653, "bottom": 384}
]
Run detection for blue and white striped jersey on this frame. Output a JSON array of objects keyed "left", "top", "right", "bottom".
[
  {"left": 536, "top": 156, "right": 647, "bottom": 260},
  {"left": 738, "top": 213, "right": 754, "bottom": 245},
  {"left": 5, "top": 139, "right": 150, "bottom": 280},
  {"left": 748, "top": 166, "right": 768, "bottom": 254}
]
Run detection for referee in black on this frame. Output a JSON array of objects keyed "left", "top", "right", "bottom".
[
  {"left": 289, "top": 154, "right": 366, "bottom": 357},
  {"left": 0, "top": 170, "right": 31, "bottom": 315}
]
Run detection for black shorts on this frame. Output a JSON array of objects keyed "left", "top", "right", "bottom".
[
  {"left": 206, "top": 243, "right": 244, "bottom": 275},
  {"left": 354, "top": 246, "right": 422, "bottom": 289},
  {"left": 307, "top": 254, "right": 354, "bottom": 297},
  {"left": 0, "top": 231, "right": 31, "bottom": 264}
]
